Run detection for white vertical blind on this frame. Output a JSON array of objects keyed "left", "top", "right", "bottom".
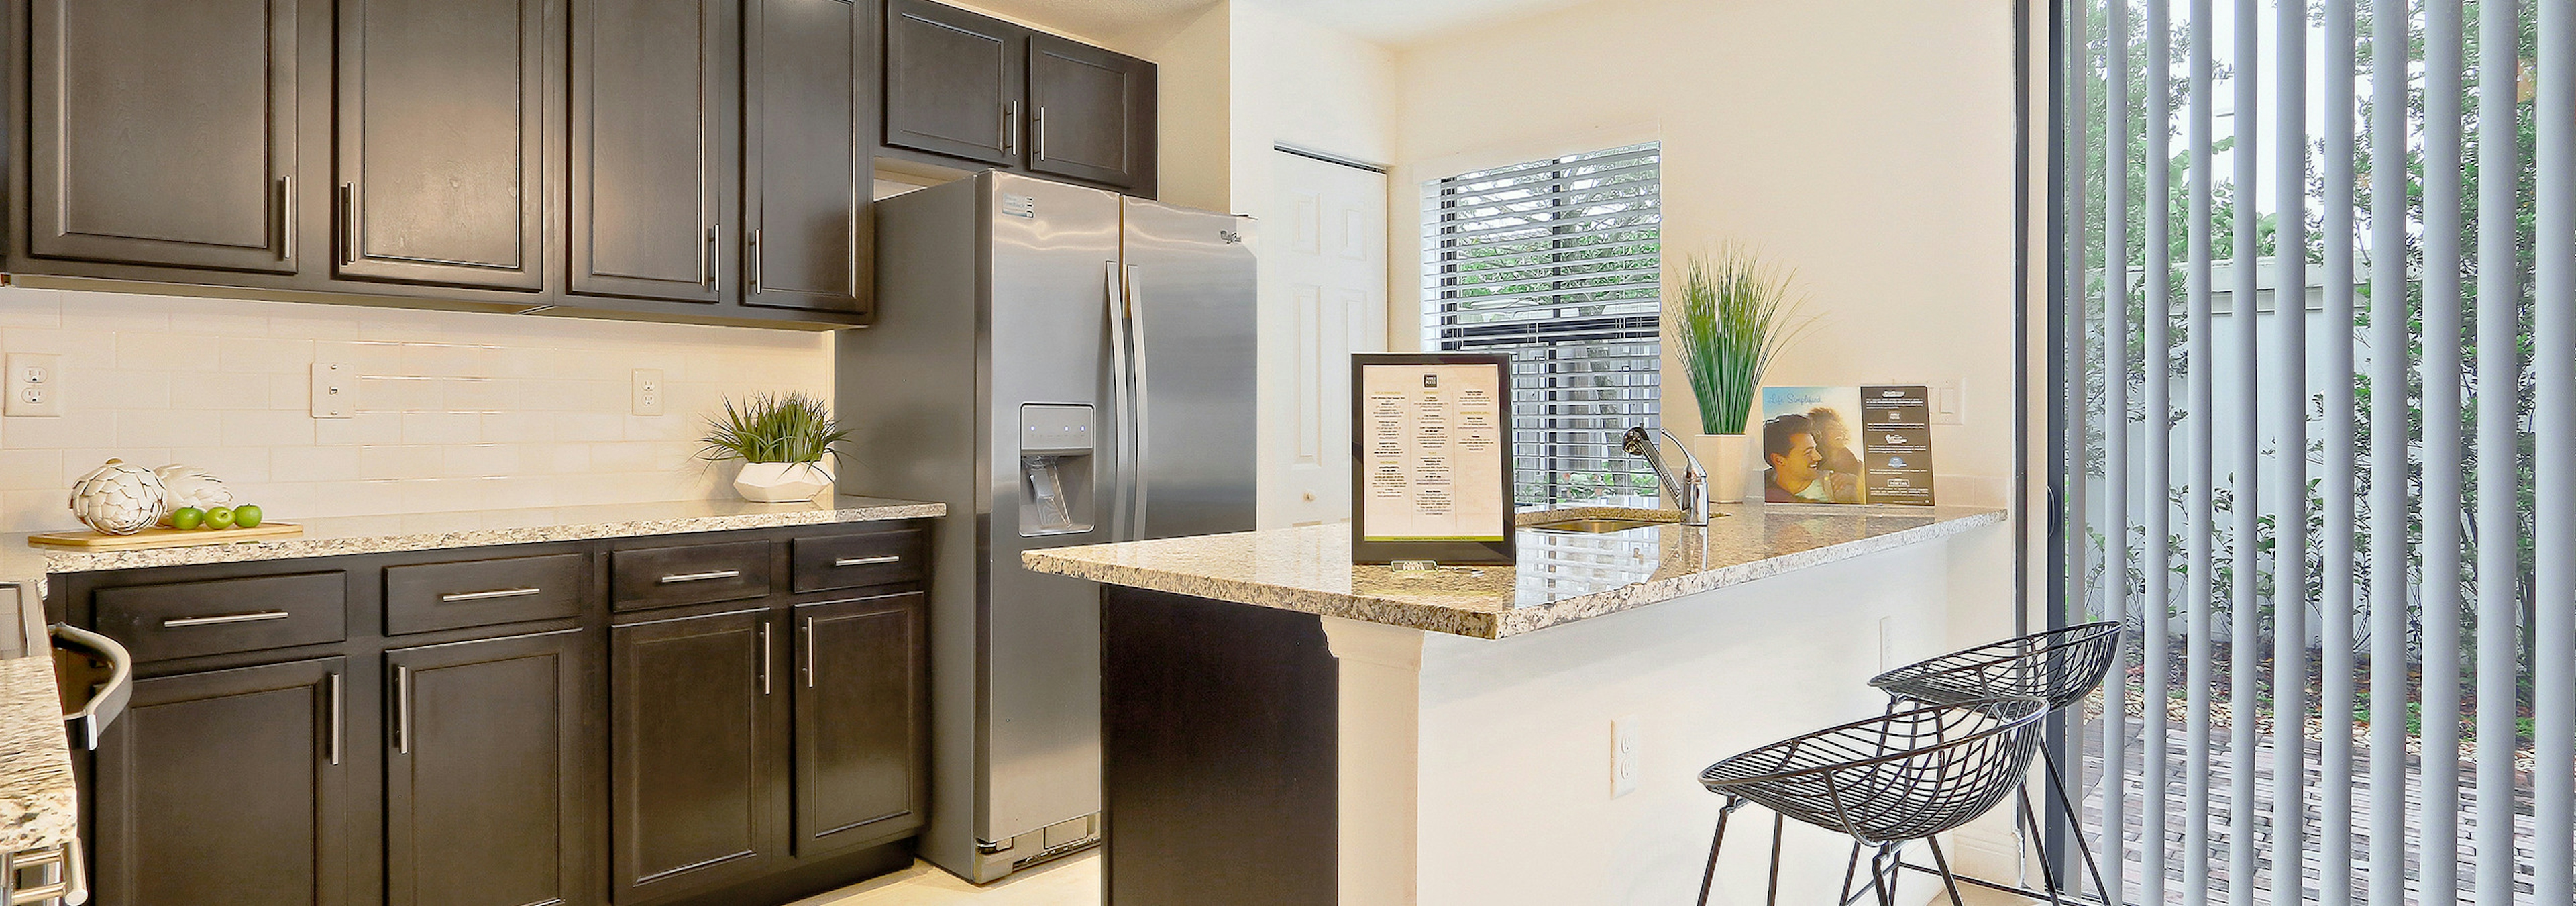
[
  {"left": 1421, "top": 144, "right": 1661, "bottom": 507},
  {"left": 2058, "top": 0, "right": 2568, "bottom": 902}
]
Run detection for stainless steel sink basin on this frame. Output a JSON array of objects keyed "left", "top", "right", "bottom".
[{"left": 1526, "top": 518, "right": 1667, "bottom": 534}]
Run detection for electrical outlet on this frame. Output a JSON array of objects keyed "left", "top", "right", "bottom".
[
  {"left": 311, "top": 362, "right": 354, "bottom": 419},
  {"left": 1878, "top": 616, "right": 1896, "bottom": 670},
  {"left": 5, "top": 353, "right": 63, "bottom": 417},
  {"left": 1611, "top": 716, "right": 1641, "bottom": 799},
  {"left": 633, "top": 369, "right": 664, "bottom": 416}
]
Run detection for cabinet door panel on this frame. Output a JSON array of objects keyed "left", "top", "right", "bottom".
[
  {"left": 611, "top": 608, "right": 777, "bottom": 901},
  {"left": 335, "top": 0, "right": 546, "bottom": 289},
  {"left": 1026, "top": 34, "right": 1152, "bottom": 190},
  {"left": 570, "top": 0, "right": 729, "bottom": 303},
  {"left": 882, "top": 0, "right": 1019, "bottom": 166},
  {"left": 28, "top": 0, "right": 298, "bottom": 272},
  {"left": 386, "top": 630, "right": 596, "bottom": 906},
  {"left": 792, "top": 593, "right": 926, "bottom": 854},
  {"left": 742, "top": 0, "right": 868, "bottom": 315},
  {"left": 95, "top": 657, "right": 350, "bottom": 906}
]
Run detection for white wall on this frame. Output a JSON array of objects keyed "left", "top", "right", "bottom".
[
  {"left": 0, "top": 287, "right": 832, "bottom": 533},
  {"left": 1389, "top": 0, "right": 2023, "bottom": 510}
]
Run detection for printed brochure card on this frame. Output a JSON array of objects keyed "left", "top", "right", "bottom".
[{"left": 1757, "top": 385, "right": 1935, "bottom": 506}]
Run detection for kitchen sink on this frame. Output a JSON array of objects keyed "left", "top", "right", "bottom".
[{"left": 1526, "top": 517, "right": 1668, "bottom": 534}]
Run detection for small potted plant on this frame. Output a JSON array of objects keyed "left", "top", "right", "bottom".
[
  {"left": 1670, "top": 246, "right": 1812, "bottom": 503},
  {"left": 698, "top": 392, "right": 850, "bottom": 503}
]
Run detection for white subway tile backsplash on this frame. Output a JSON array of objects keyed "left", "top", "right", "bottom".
[{"left": 0, "top": 287, "right": 833, "bottom": 532}]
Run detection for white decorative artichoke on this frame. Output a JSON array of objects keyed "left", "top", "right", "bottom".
[
  {"left": 69, "top": 458, "right": 168, "bottom": 535},
  {"left": 153, "top": 464, "right": 235, "bottom": 511}
]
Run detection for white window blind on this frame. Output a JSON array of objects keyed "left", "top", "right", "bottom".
[
  {"left": 2056, "top": 0, "right": 2572, "bottom": 904},
  {"left": 1422, "top": 143, "right": 1662, "bottom": 508}
]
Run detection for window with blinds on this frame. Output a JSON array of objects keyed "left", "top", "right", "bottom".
[
  {"left": 2055, "top": 0, "right": 2572, "bottom": 903},
  {"left": 1422, "top": 143, "right": 1662, "bottom": 508}
]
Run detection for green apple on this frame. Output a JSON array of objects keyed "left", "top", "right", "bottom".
[
  {"left": 168, "top": 507, "right": 204, "bottom": 531},
  {"left": 233, "top": 505, "right": 262, "bottom": 529},
  {"left": 203, "top": 507, "right": 236, "bottom": 530}
]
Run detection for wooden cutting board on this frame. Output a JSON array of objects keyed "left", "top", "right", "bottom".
[{"left": 28, "top": 523, "right": 304, "bottom": 551}]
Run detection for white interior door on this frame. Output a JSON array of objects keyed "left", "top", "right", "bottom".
[{"left": 1259, "top": 150, "right": 1387, "bottom": 527}]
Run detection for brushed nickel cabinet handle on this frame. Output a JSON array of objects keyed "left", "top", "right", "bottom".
[
  {"left": 1034, "top": 106, "right": 1047, "bottom": 162},
  {"left": 439, "top": 587, "right": 542, "bottom": 603},
  {"left": 832, "top": 555, "right": 900, "bottom": 568},
  {"left": 277, "top": 177, "right": 293, "bottom": 260},
  {"left": 705, "top": 225, "right": 720, "bottom": 290},
  {"left": 1004, "top": 101, "right": 1020, "bottom": 157},
  {"left": 759, "top": 622, "right": 773, "bottom": 696},
  {"left": 327, "top": 672, "right": 343, "bottom": 766},
  {"left": 803, "top": 616, "right": 817, "bottom": 688},
  {"left": 338, "top": 183, "right": 356, "bottom": 266},
  {"left": 393, "top": 664, "right": 412, "bottom": 755},
  {"left": 659, "top": 570, "right": 741, "bottom": 585},
  {"left": 749, "top": 228, "right": 763, "bottom": 292},
  {"left": 162, "top": 611, "right": 290, "bottom": 628}
]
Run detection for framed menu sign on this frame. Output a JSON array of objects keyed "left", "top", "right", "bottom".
[{"left": 1351, "top": 354, "right": 1516, "bottom": 565}]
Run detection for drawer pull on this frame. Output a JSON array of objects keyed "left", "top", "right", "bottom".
[
  {"left": 161, "top": 611, "right": 292, "bottom": 628},
  {"left": 439, "top": 587, "right": 543, "bottom": 603},
  {"left": 659, "top": 570, "right": 742, "bottom": 585},
  {"left": 833, "top": 555, "right": 902, "bottom": 568}
]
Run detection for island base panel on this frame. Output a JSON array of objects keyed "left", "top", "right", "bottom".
[{"left": 1101, "top": 587, "right": 1339, "bottom": 905}]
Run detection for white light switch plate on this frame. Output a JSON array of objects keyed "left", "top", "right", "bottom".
[
  {"left": 632, "top": 369, "right": 663, "bottom": 415},
  {"left": 5, "top": 353, "right": 63, "bottom": 417},
  {"left": 311, "top": 362, "right": 354, "bottom": 419}
]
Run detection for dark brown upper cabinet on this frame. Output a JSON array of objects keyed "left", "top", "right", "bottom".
[
  {"left": 334, "top": 0, "right": 551, "bottom": 291},
  {"left": 570, "top": 0, "right": 733, "bottom": 305},
  {"left": 94, "top": 656, "right": 354, "bottom": 906},
  {"left": 24, "top": 0, "right": 303, "bottom": 273},
  {"left": 882, "top": 0, "right": 1022, "bottom": 166},
  {"left": 1026, "top": 34, "right": 1154, "bottom": 191},
  {"left": 792, "top": 592, "right": 927, "bottom": 856},
  {"left": 384, "top": 630, "right": 599, "bottom": 906},
  {"left": 742, "top": 0, "right": 871, "bottom": 315}
]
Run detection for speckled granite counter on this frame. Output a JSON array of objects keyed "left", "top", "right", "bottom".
[
  {"left": 1022, "top": 503, "right": 2006, "bottom": 638},
  {"left": 6, "top": 495, "right": 944, "bottom": 583},
  {"left": 0, "top": 653, "right": 75, "bottom": 854}
]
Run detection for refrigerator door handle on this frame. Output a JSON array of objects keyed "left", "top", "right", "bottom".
[
  {"left": 1104, "top": 260, "right": 1137, "bottom": 540},
  {"left": 1124, "top": 263, "right": 1152, "bottom": 538}
]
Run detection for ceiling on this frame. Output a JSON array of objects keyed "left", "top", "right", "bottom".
[{"left": 961, "top": 0, "right": 1605, "bottom": 49}]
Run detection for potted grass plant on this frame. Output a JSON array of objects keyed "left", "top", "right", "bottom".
[
  {"left": 698, "top": 392, "right": 851, "bottom": 503},
  {"left": 1670, "top": 246, "right": 1812, "bottom": 503}
]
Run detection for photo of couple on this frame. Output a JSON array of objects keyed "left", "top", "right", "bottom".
[{"left": 1759, "top": 387, "right": 1865, "bottom": 504}]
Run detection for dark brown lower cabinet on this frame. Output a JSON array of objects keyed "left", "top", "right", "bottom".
[
  {"left": 93, "top": 656, "right": 352, "bottom": 906},
  {"left": 611, "top": 607, "right": 781, "bottom": 903},
  {"left": 792, "top": 592, "right": 926, "bottom": 856},
  {"left": 386, "top": 629, "right": 598, "bottom": 906}
]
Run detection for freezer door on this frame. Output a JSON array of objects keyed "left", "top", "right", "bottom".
[
  {"left": 979, "top": 174, "right": 1122, "bottom": 846},
  {"left": 1120, "top": 199, "right": 1258, "bottom": 540}
]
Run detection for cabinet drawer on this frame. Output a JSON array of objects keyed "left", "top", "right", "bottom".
[
  {"left": 610, "top": 540, "right": 774, "bottom": 611},
  {"left": 791, "top": 530, "right": 925, "bottom": 593},
  {"left": 93, "top": 572, "right": 348, "bottom": 662},
  {"left": 385, "top": 553, "right": 588, "bottom": 634}
]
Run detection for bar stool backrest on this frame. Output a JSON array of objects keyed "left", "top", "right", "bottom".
[
  {"left": 1699, "top": 697, "right": 2048, "bottom": 846},
  {"left": 1866, "top": 621, "right": 2123, "bottom": 711}
]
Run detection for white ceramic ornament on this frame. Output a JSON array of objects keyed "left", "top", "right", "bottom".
[
  {"left": 153, "top": 464, "right": 235, "bottom": 511},
  {"left": 68, "top": 458, "right": 168, "bottom": 535}
]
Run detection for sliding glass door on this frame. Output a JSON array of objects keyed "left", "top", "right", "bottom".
[{"left": 2049, "top": 0, "right": 2571, "bottom": 902}]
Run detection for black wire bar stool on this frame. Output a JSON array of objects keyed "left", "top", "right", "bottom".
[
  {"left": 1694, "top": 696, "right": 2049, "bottom": 906},
  {"left": 1859, "top": 621, "right": 2125, "bottom": 905}
]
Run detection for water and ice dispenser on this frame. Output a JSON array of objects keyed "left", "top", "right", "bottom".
[{"left": 1018, "top": 404, "right": 1095, "bottom": 536}]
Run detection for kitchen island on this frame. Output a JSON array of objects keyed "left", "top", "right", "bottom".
[{"left": 1024, "top": 503, "right": 2009, "bottom": 906}]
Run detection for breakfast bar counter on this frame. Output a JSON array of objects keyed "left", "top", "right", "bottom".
[{"left": 1022, "top": 503, "right": 2012, "bottom": 906}]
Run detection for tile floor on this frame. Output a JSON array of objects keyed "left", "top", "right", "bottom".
[{"left": 790, "top": 851, "right": 1102, "bottom": 906}]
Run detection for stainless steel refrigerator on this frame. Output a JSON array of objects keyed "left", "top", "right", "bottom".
[{"left": 836, "top": 171, "right": 1257, "bottom": 883}]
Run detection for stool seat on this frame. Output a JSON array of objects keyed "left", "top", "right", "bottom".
[
  {"left": 1866, "top": 621, "right": 2123, "bottom": 711},
  {"left": 1700, "top": 697, "right": 2047, "bottom": 847}
]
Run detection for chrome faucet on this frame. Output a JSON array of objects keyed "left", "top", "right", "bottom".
[{"left": 1622, "top": 425, "right": 1709, "bottom": 526}]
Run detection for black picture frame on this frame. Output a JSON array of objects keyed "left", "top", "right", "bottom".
[{"left": 1349, "top": 353, "right": 1516, "bottom": 566}]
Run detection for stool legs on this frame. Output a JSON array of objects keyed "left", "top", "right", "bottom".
[
  {"left": 2017, "top": 787, "right": 2068, "bottom": 905},
  {"left": 1924, "top": 835, "right": 1968, "bottom": 905},
  {"left": 2039, "top": 744, "right": 2113, "bottom": 901},
  {"left": 1697, "top": 797, "right": 1743, "bottom": 906}
]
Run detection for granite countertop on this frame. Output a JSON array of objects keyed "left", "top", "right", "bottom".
[
  {"left": 6, "top": 495, "right": 945, "bottom": 581},
  {"left": 0, "top": 653, "right": 75, "bottom": 854},
  {"left": 1021, "top": 504, "right": 2007, "bottom": 639}
]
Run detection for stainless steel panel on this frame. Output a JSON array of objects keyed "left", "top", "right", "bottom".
[
  {"left": 1120, "top": 198, "right": 1258, "bottom": 540},
  {"left": 978, "top": 173, "right": 1120, "bottom": 855}
]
